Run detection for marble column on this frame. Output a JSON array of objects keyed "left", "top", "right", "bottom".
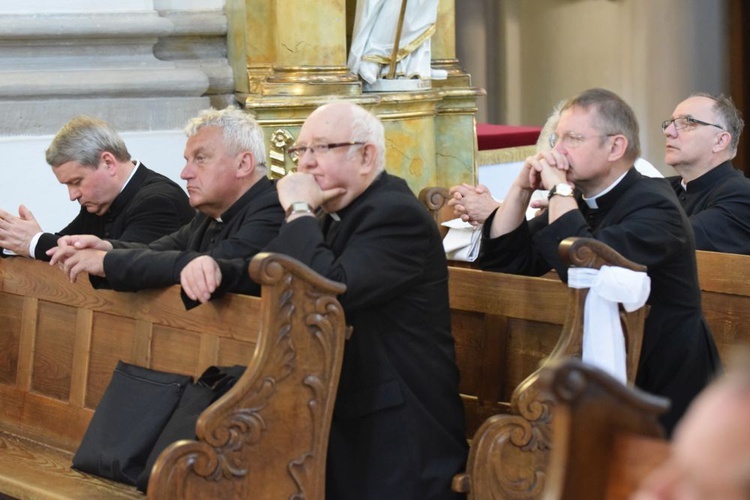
[
  {"left": 229, "top": 0, "right": 479, "bottom": 192},
  {"left": 0, "top": 0, "right": 210, "bottom": 134}
]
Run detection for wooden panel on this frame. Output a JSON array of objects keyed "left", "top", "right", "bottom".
[
  {"left": 32, "top": 301, "right": 76, "bottom": 401},
  {"left": 449, "top": 266, "right": 568, "bottom": 323},
  {"left": 0, "top": 293, "right": 23, "bottom": 385},
  {"left": 150, "top": 325, "right": 202, "bottom": 376},
  {"left": 86, "top": 312, "right": 138, "bottom": 409},
  {"left": 0, "top": 257, "right": 258, "bottom": 343},
  {"left": 217, "top": 336, "right": 257, "bottom": 368}
]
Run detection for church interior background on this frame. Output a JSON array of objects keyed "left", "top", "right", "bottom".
[{"left": 0, "top": 0, "right": 746, "bottom": 232}]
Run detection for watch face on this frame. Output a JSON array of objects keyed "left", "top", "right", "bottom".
[{"left": 557, "top": 184, "right": 573, "bottom": 196}]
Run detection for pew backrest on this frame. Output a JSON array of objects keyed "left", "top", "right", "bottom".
[
  {"left": 540, "top": 358, "right": 670, "bottom": 500},
  {"left": 0, "top": 252, "right": 348, "bottom": 499}
]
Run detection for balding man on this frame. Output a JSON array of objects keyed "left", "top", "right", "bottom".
[
  {"left": 181, "top": 101, "right": 468, "bottom": 499},
  {"left": 663, "top": 92, "right": 750, "bottom": 254}
]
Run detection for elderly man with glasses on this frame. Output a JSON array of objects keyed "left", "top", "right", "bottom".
[
  {"left": 478, "top": 88, "right": 720, "bottom": 436},
  {"left": 663, "top": 92, "right": 750, "bottom": 254},
  {"left": 180, "top": 101, "right": 469, "bottom": 499}
]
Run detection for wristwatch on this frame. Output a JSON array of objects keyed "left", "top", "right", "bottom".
[
  {"left": 547, "top": 183, "right": 575, "bottom": 200},
  {"left": 285, "top": 201, "right": 313, "bottom": 218}
]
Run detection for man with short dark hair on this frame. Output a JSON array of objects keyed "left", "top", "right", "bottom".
[
  {"left": 0, "top": 116, "right": 194, "bottom": 259},
  {"left": 479, "top": 88, "right": 720, "bottom": 435},
  {"left": 663, "top": 92, "right": 750, "bottom": 254}
]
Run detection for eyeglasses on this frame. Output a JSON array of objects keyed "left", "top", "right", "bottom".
[
  {"left": 661, "top": 116, "right": 724, "bottom": 132},
  {"left": 287, "top": 141, "right": 365, "bottom": 157},
  {"left": 549, "top": 132, "right": 616, "bottom": 150}
]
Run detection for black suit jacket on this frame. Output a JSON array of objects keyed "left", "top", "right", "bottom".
[
  {"left": 480, "top": 168, "right": 721, "bottom": 434},
  {"left": 264, "top": 173, "right": 468, "bottom": 500},
  {"left": 101, "top": 177, "right": 283, "bottom": 296},
  {"left": 34, "top": 164, "right": 194, "bottom": 260},
  {"left": 668, "top": 161, "right": 750, "bottom": 254}
]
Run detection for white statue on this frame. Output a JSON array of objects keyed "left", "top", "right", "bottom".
[{"left": 348, "top": 0, "right": 446, "bottom": 89}]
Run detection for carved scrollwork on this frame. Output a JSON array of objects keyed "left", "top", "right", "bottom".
[{"left": 269, "top": 128, "right": 297, "bottom": 179}]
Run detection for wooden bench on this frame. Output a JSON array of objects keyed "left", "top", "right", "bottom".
[
  {"left": 451, "top": 237, "right": 648, "bottom": 499},
  {"left": 540, "top": 357, "right": 670, "bottom": 500},
  {"left": 0, "top": 252, "right": 348, "bottom": 499},
  {"left": 422, "top": 186, "right": 750, "bottom": 438}
]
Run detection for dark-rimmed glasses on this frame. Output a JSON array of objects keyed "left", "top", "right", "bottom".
[{"left": 661, "top": 116, "right": 724, "bottom": 132}]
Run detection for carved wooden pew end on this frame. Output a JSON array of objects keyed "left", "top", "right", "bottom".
[{"left": 0, "top": 252, "right": 347, "bottom": 500}]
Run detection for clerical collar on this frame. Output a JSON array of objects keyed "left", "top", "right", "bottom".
[
  {"left": 120, "top": 160, "right": 141, "bottom": 193},
  {"left": 582, "top": 170, "right": 629, "bottom": 209},
  {"left": 329, "top": 212, "right": 341, "bottom": 222},
  {"left": 681, "top": 179, "right": 688, "bottom": 191}
]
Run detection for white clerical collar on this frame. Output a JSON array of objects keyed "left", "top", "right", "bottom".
[
  {"left": 329, "top": 212, "right": 341, "bottom": 222},
  {"left": 582, "top": 170, "right": 629, "bottom": 209},
  {"left": 681, "top": 179, "right": 688, "bottom": 191},
  {"left": 120, "top": 160, "right": 141, "bottom": 193}
]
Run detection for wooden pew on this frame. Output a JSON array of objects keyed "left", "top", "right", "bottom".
[
  {"left": 0, "top": 252, "right": 348, "bottom": 499},
  {"left": 451, "top": 237, "right": 648, "bottom": 499},
  {"left": 696, "top": 250, "right": 750, "bottom": 363},
  {"left": 422, "top": 186, "right": 750, "bottom": 438},
  {"left": 540, "top": 357, "right": 670, "bottom": 500}
]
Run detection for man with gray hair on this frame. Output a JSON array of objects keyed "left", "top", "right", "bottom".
[
  {"left": 663, "top": 92, "right": 750, "bottom": 254},
  {"left": 49, "top": 107, "right": 283, "bottom": 299},
  {"left": 479, "top": 88, "right": 720, "bottom": 435},
  {"left": 180, "top": 101, "right": 468, "bottom": 499},
  {"left": 0, "top": 115, "right": 194, "bottom": 259}
]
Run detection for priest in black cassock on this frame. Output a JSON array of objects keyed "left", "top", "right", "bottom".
[
  {"left": 478, "top": 88, "right": 721, "bottom": 435},
  {"left": 664, "top": 92, "right": 750, "bottom": 255}
]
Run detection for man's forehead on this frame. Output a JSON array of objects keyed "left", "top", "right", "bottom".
[
  {"left": 557, "top": 106, "right": 597, "bottom": 132},
  {"left": 674, "top": 96, "right": 715, "bottom": 117},
  {"left": 185, "top": 128, "right": 222, "bottom": 153},
  {"left": 53, "top": 161, "right": 91, "bottom": 179}
]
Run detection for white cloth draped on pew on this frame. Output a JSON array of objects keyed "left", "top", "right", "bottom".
[
  {"left": 442, "top": 218, "right": 481, "bottom": 262},
  {"left": 568, "top": 266, "right": 650, "bottom": 384}
]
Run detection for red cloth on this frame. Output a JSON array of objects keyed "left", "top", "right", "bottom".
[{"left": 476, "top": 123, "right": 543, "bottom": 150}]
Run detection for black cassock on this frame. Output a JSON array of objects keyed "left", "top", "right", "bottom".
[{"left": 480, "top": 167, "right": 721, "bottom": 435}]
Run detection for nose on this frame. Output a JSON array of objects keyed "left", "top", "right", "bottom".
[
  {"left": 296, "top": 149, "right": 317, "bottom": 173},
  {"left": 663, "top": 121, "right": 678, "bottom": 137},
  {"left": 180, "top": 162, "right": 193, "bottom": 180},
  {"left": 68, "top": 186, "right": 80, "bottom": 201}
]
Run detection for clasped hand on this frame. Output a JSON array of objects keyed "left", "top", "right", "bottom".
[
  {"left": 47, "top": 235, "right": 112, "bottom": 282},
  {"left": 517, "top": 150, "right": 570, "bottom": 191}
]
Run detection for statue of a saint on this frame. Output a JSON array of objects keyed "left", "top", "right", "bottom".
[{"left": 348, "top": 0, "right": 446, "bottom": 90}]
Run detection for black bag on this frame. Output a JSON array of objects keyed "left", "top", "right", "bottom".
[
  {"left": 72, "top": 361, "right": 192, "bottom": 485},
  {"left": 136, "top": 365, "right": 246, "bottom": 492}
]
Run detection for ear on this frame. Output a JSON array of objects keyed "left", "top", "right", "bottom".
[
  {"left": 359, "top": 143, "right": 377, "bottom": 175},
  {"left": 100, "top": 151, "right": 118, "bottom": 176},
  {"left": 607, "top": 135, "right": 627, "bottom": 162},
  {"left": 713, "top": 131, "right": 732, "bottom": 153},
  {"left": 235, "top": 151, "right": 256, "bottom": 178}
]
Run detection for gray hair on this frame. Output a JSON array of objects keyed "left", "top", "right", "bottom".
[
  {"left": 691, "top": 92, "right": 745, "bottom": 157},
  {"left": 347, "top": 103, "right": 386, "bottom": 174},
  {"left": 184, "top": 107, "right": 267, "bottom": 174},
  {"left": 45, "top": 116, "right": 130, "bottom": 168},
  {"left": 562, "top": 88, "right": 641, "bottom": 162}
]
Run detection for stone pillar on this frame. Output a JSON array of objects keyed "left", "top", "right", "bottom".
[
  {"left": 432, "top": 0, "right": 485, "bottom": 188},
  {"left": 0, "top": 0, "right": 210, "bottom": 134},
  {"left": 229, "top": 0, "right": 480, "bottom": 192},
  {"left": 153, "top": 0, "right": 235, "bottom": 108}
]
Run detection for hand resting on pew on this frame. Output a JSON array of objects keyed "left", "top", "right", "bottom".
[{"left": 47, "top": 234, "right": 112, "bottom": 282}]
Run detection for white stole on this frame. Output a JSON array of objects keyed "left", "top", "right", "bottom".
[{"left": 568, "top": 266, "right": 650, "bottom": 384}]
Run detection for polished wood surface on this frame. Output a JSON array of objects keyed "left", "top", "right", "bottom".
[
  {"left": 0, "top": 252, "right": 347, "bottom": 499},
  {"left": 541, "top": 358, "right": 669, "bottom": 500}
]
